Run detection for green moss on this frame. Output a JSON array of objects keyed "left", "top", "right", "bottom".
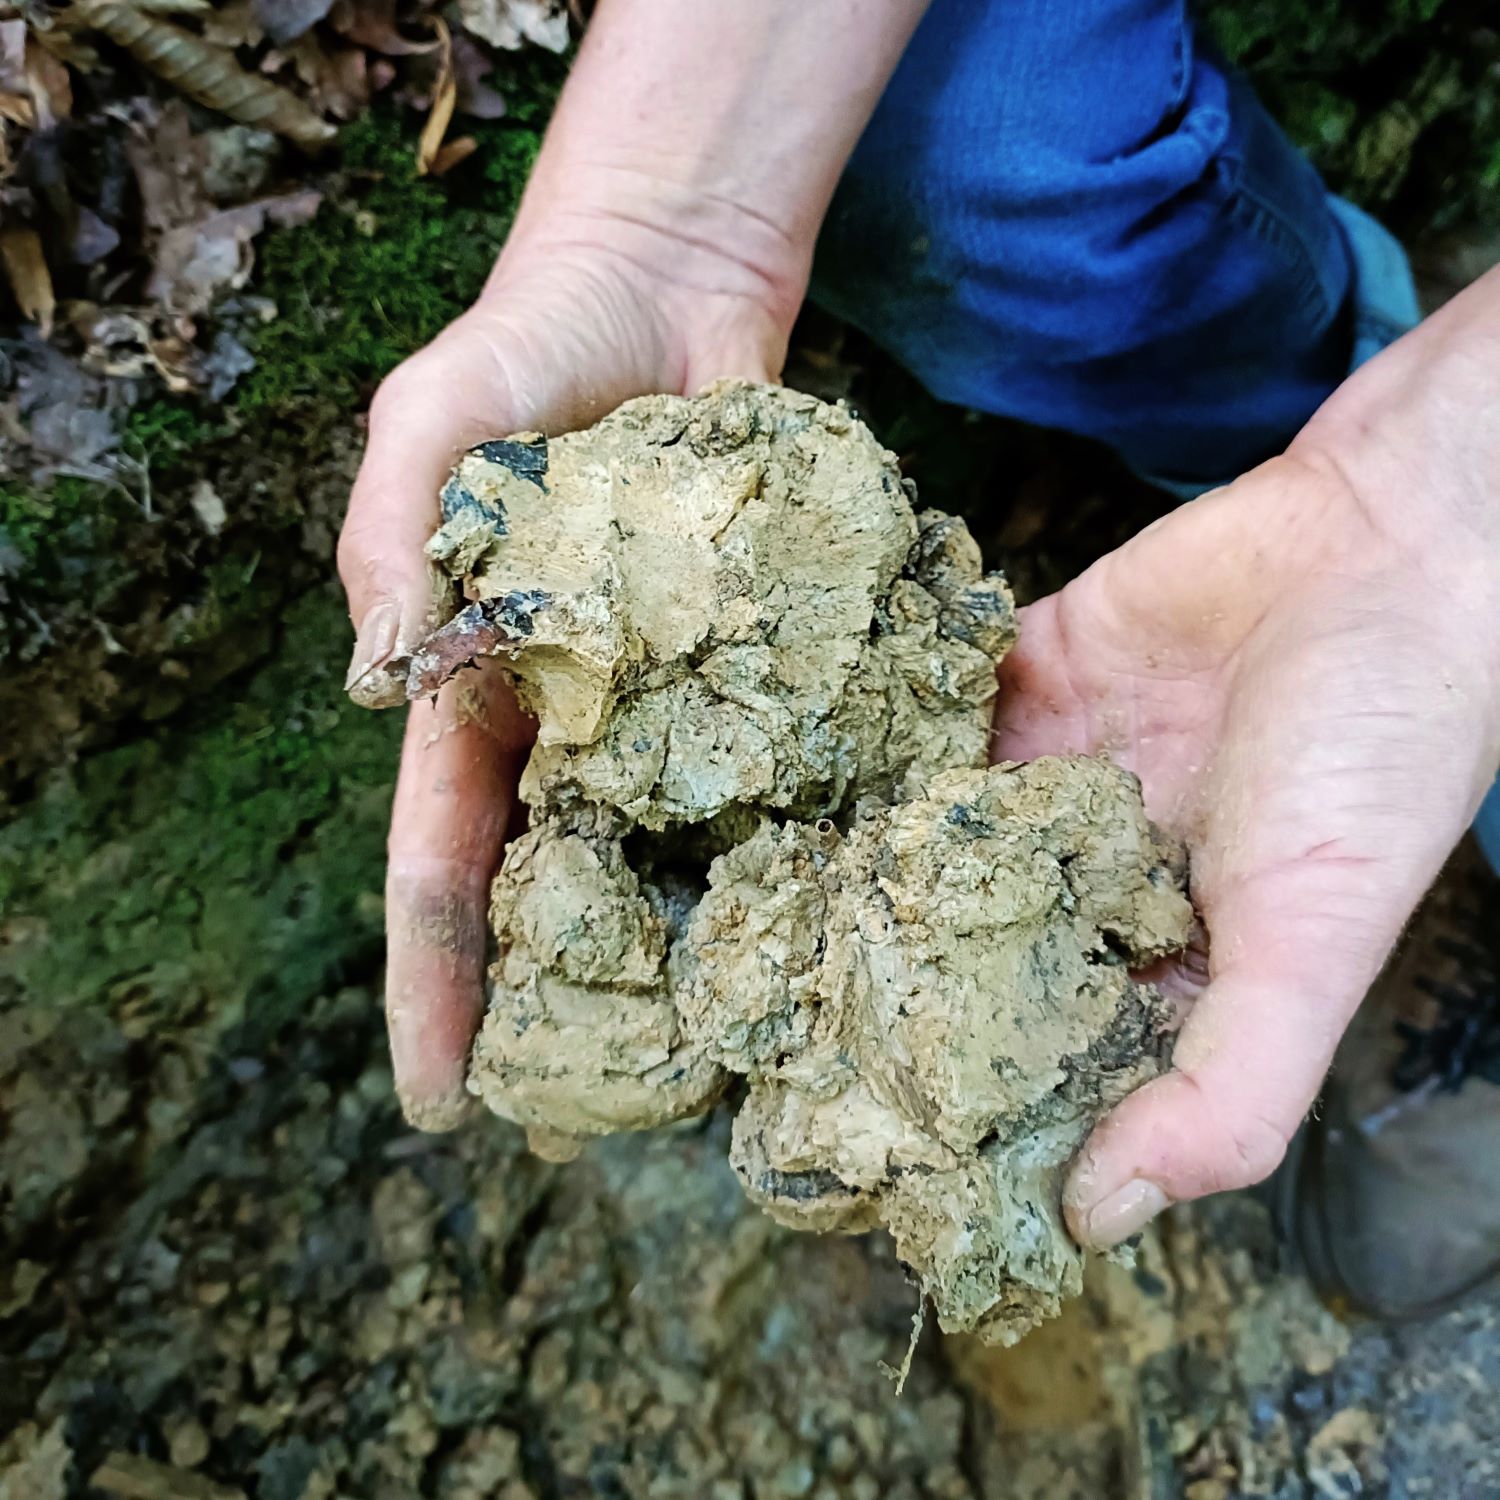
[
  {"left": 1203, "top": 0, "right": 1500, "bottom": 231},
  {"left": 123, "top": 398, "right": 228, "bottom": 483},
  {"left": 1, "top": 477, "right": 110, "bottom": 563},
  {"left": 238, "top": 81, "right": 554, "bottom": 418},
  {"left": 0, "top": 588, "right": 399, "bottom": 1033}
]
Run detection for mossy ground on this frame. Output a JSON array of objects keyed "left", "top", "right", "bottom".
[
  {"left": 1204, "top": 0, "right": 1500, "bottom": 234},
  {"left": 0, "top": 587, "right": 398, "bottom": 1036},
  {"left": 2, "top": 6, "right": 1496, "bottom": 1023},
  {"left": 0, "top": 62, "right": 559, "bottom": 1011}
]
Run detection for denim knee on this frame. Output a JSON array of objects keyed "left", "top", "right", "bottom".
[{"left": 811, "top": 0, "right": 1357, "bottom": 481}]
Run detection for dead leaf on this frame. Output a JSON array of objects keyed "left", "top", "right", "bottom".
[
  {"left": 0, "top": 92, "right": 33, "bottom": 129},
  {"left": 25, "top": 34, "right": 74, "bottom": 127},
  {"left": 281, "top": 33, "right": 370, "bottom": 119},
  {"left": 201, "top": 0, "right": 265, "bottom": 50},
  {"left": 9, "top": 341, "right": 120, "bottom": 483},
  {"left": 429, "top": 134, "right": 476, "bottom": 175},
  {"left": 0, "top": 20, "right": 72, "bottom": 128},
  {"left": 0, "top": 1420, "right": 72, "bottom": 1500},
  {"left": 452, "top": 31, "right": 506, "bottom": 119},
  {"left": 332, "top": 0, "right": 436, "bottom": 55},
  {"left": 69, "top": 206, "right": 120, "bottom": 264},
  {"left": 415, "top": 16, "right": 455, "bottom": 176},
  {"left": 74, "top": 0, "right": 337, "bottom": 150},
  {"left": 455, "top": 0, "right": 568, "bottom": 53},
  {"left": 253, "top": 0, "right": 334, "bottom": 46},
  {"left": 0, "top": 19, "right": 26, "bottom": 92},
  {"left": 0, "top": 226, "right": 55, "bottom": 335},
  {"left": 145, "top": 186, "right": 321, "bottom": 314},
  {"left": 125, "top": 102, "right": 211, "bottom": 238},
  {"left": 70, "top": 304, "right": 157, "bottom": 378}
]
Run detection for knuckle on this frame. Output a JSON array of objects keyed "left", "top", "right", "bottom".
[
  {"left": 334, "top": 520, "right": 369, "bottom": 587},
  {"left": 1213, "top": 1110, "right": 1290, "bottom": 1191}
]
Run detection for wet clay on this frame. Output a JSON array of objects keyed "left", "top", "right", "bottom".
[{"left": 372, "top": 382, "right": 1193, "bottom": 1345}]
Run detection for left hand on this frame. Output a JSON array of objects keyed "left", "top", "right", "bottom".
[{"left": 993, "top": 278, "right": 1500, "bottom": 1247}]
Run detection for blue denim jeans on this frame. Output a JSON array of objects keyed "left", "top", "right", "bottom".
[{"left": 811, "top": 0, "right": 1500, "bottom": 868}]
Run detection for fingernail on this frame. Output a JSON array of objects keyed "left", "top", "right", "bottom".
[
  {"left": 1072, "top": 1178, "right": 1169, "bottom": 1249},
  {"left": 345, "top": 599, "right": 402, "bottom": 693}
]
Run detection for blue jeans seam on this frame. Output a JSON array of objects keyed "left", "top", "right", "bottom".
[{"left": 1216, "top": 166, "right": 1332, "bottom": 327}]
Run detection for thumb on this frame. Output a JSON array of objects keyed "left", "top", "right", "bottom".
[
  {"left": 337, "top": 346, "right": 501, "bottom": 709},
  {"left": 1063, "top": 860, "right": 1409, "bottom": 1248}
]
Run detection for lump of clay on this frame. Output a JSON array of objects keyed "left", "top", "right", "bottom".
[
  {"left": 358, "top": 382, "right": 1193, "bottom": 1345},
  {"left": 684, "top": 757, "right": 1190, "bottom": 1341},
  {"left": 421, "top": 381, "right": 1016, "bottom": 827}
]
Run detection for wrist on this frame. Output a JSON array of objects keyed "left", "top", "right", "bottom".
[
  {"left": 498, "top": 160, "right": 810, "bottom": 339},
  {"left": 479, "top": 170, "right": 801, "bottom": 398}
]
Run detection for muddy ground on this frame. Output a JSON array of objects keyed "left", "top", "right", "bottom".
[{"left": 5, "top": 1, "right": 1500, "bottom": 1495}]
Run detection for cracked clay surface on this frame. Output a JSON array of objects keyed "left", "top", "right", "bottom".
[{"left": 380, "top": 382, "right": 1193, "bottom": 1345}]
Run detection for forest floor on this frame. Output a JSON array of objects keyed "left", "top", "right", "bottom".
[{"left": 4, "top": 2, "right": 1500, "bottom": 1496}]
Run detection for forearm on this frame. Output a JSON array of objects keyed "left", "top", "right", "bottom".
[{"left": 493, "top": 0, "right": 931, "bottom": 322}]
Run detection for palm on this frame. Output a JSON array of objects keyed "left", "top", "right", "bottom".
[{"left": 995, "top": 454, "right": 1496, "bottom": 1213}]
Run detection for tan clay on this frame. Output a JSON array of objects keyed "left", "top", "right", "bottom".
[{"left": 364, "top": 382, "right": 1193, "bottom": 1345}]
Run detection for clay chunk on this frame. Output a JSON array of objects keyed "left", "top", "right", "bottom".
[{"left": 364, "top": 381, "right": 1193, "bottom": 1345}]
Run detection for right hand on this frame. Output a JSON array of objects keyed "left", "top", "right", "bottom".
[{"left": 338, "top": 213, "right": 799, "bottom": 1129}]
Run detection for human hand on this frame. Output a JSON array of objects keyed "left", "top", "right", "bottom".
[
  {"left": 337, "top": 213, "right": 794, "bottom": 1128},
  {"left": 335, "top": 0, "right": 929, "bottom": 1129},
  {"left": 993, "top": 280, "right": 1500, "bottom": 1246}
]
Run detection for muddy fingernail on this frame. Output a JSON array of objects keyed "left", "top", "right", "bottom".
[
  {"left": 345, "top": 599, "right": 402, "bottom": 693},
  {"left": 1071, "top": 1178, "right": 1169, "bottom": 1249},
  {"left": 397, "top": 1084, "right": 472, "bottom": 1134}
]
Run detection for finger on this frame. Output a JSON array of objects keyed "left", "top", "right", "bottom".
[
  {"left": 1062, "top": 859, "right": 1410, "bottom": 1247},
  {"left": 385, "top": 665, "right": 532, "bottom": 1130},
  {"left": 338, "top": 353, "right": 502, "bottom": 710}
]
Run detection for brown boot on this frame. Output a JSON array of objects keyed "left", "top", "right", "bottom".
[{"left": 1283, "top": 838, "right": 1500, "bottom": 1320}]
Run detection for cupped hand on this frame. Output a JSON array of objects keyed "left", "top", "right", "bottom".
[
  {"left": 996, "top": 297, "right": 1500, "bottom": 1246},
  {"left": 337, "top": 221, "right": 796, "bottom": 1128}
]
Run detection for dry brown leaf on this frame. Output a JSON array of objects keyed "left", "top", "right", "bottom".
[
  {"left": 0, "top": 225, "right": 55, "bottom": 335},
  {"left": 455, "top": 0, "right": 568, "bottom": 52},
  {"left": 0, "top": 92, "right": 33, "bottom": 127},
  {"left": 333, "top": 0, "right": 437, "bottom": 56},
  {"left": 125, "top": 102, "right": 210, "bottom": 237},
  {"left": 73, "top": 0, "right": 336, "bottom": 149},
  {"left": 415, "top": 15, "right": 455, "bottom": 176},
  {"left": 145, "top": 186, "right": 322, "bottom": 313},
  {"left": 281, "top": 33, "right": 370, "bottom": 119},
  {"left": 200, "top": 0, "right": 264, "bottom": 50},
  {"left": 25, "top": 34, "right": 74, "bottom": 126},
  {"left": 26, "top": 62, "right": 71, "bottom": 127},
  {"left": 429, "top": 133, "right": 476, "bottom": 175}
]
